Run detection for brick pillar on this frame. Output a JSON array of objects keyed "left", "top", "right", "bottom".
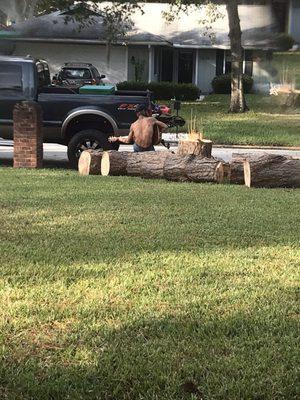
[{"left": 13, "top": 101, "right": 43, "bottom": 168}]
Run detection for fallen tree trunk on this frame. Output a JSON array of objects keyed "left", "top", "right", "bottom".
[
  {"left": 243, "top": 154, "right": 300, "bottom": 188},
  {"left": 78, "top": 150, "right": 103, "bottom": 176},
  {"left": 101, "top": 150, "right": 128, "bottom": 176},
  {"left": 178, "top": 139, "right": 212, "bottom": 158},
  {"left": 229, "top": 153, "right": 269, "bottom": 184},
  {"left": 140, "top": 151, "right": 170, "bottom": 179},
  {"left": 126, "top": 152, "right": 143, "bottom": 176},
  {"left": 229, "top": 153, "right": 252, "bottom": 184},
  {"left": 186, "top": 157, "right": 224, "bottom": 183},
  {"left": 163, "top": 154, "right": 191, "bottom": 182},
  {"left": 99, "top": 151, "right": 225, "bottom": 184}
]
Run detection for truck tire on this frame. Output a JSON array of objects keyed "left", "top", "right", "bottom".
[{"left": 67, "top": 129, "right": 119, "bottom": 168}]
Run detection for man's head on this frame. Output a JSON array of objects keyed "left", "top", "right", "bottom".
[{"left": 136, "top": 103, "right": 151, "bottom": 117}]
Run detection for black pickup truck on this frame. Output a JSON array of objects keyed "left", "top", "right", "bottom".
[{"left": 0, "top": 56, "right": 154, "bottom": 166}]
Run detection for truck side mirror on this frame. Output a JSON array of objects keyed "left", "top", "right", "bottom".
[{"left": 100, "top": 74, "right": 106, "bottom": 79}]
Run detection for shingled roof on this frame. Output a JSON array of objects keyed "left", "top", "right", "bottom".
[{"left": 7, "top": 3, "right": 278, "bottom": 49}]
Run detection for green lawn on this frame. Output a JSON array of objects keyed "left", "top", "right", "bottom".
[
  {"left": 175, "top": 94, "right": 300, "bottom": 147},
  {"left": 273, "top": 51, "right": 300, "bottom": 90},
  {"left": 169, "top": 52, "right": 300, "bottom": 147},
  {"left": 0, "top": 168, "right": 299, "bottom": 400}
]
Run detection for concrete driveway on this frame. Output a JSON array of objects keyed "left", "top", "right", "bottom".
[{"left": 1, "top": 140, "right": 299, "bottom": 167}]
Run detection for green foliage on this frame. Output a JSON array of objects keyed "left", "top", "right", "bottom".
[
  {"left": 275, "top": 33, "right": 295, "bottom": 51},
  {"left": 117, "top": 81, "right": 200, "bottom": 100},
  {"left": 0, "top": 169, "right": 299, "bottom": 400},
  {"left": 212, "top": 74, "right": 253, "bottom": 94}
]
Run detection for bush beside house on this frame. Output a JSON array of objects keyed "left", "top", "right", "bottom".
[
  {"left": 117, "top": 81, "right": 200, "bottom": 101},
  {"left": 275, "top": 33, "right": 295, "bottom": 51},
  {"left": 212, "top": 74, "right": 254, "bottom": 94}
]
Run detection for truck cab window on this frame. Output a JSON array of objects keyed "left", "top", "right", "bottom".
[
  {"left": 36, "top": 62, "right": 50, "bottom": 88},
  {"left": 0, "top": 64, "right": 22, "bottom": 91}
]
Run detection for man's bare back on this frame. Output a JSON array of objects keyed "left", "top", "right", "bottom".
[
  {"left": 109, "top": 110, "right": 167, "bottom": 151},
  {"left": 131, "top": 116, "right": 164, "bottom": 148}
]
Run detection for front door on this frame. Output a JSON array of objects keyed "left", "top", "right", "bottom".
[{"left": 178, "top": 50, "right": 194, "bottom": 84}]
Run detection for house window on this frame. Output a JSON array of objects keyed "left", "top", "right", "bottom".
[
  {"left": 244, "top": 50, "right": 253, "bottom": 76},
  {"left": 161, "top": 48, "right": 173, "bottom": 82},
  {"left": 216, "top": 49, "right": 224, "bottom": 75},
  {"left": 225, "top": 50, "right": 232, "bottom": 74},
  {"left": 178, "top": 50, "right": 194, "bottom": 84}
]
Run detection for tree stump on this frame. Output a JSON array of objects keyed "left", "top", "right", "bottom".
[
  {"left": 178, "top": 139, "right": 212, "bottom": 158},
  {"left": 140, "top": 151, "right": 170, "bottom": 179},
  {"left": 243, "top": 154, "right": 300, "bottom": 188},
  {"left": 101, "top": 150, "right": 128, "bottom": 176},
  {"left": 186, "top": 157, "right": 225, "bottom": 183},
  {"left": 78, "top": 150, "right": 103, "bottom": 175}
]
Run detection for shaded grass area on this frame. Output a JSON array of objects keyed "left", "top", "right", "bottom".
[
  {"left": 174, "top": 94, "right": 300, "bottom": 147},
  {"left": 272, "top": 51, "right": 300, "bottom": 90},
  {"left": 0, "top": 168, "right": 299, "bottom": 399}
]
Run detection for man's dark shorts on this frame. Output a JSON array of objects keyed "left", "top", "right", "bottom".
[{"left": 133, "top": 143, "right": 155, "bottom": 152}]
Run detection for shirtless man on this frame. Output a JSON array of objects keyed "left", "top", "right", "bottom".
[{"left": 109, "top": 103, "right": 167, "bottom": 152}]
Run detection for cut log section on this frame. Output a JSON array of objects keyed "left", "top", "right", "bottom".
[
  {"left": 178, "top": 139, "right": 212, "bottom": 158},
  {"left": 78, "top": 150, "right": 103, "bottom": 176},
  {"left": 229, "top": 153, "right": 250, "bottom": 184},
  {"left": 163, "top": 154, "right": 191, "bottom": 182},
  {"left": 99, "top": 151, "right": 226, "bottom": 184},
  {"left": 140, "top": 151, "right": 170, "bottom": 179},
  {"left": 101, "top": 150, "right": 128, "bottom": 176},
  {"left": 243, "top": 154, "right": 300, "bottom": 188},
  {"left": 126, "top": 152, "right": 143, "bottom": 176},
  {"left": 186, "top": 157, "right": 224, "bottom": 183}
]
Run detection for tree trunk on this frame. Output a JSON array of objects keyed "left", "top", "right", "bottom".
[
  {"left": 101, "top": 150, "right": 128, "bottom": 176},
  {"left": 100, "top": 152, "right": 225, "bottom": 184},
  {"left": 185, "top": 157, "right": 224, "bottom": 183},
  {"left": 163, "top": 154, "right": 191, "bottom": 182},
  {"left": 226, "top": 0, "right": 249, "bottom": 113},
  {"left": 229, "top": 152, "right": 255, "bottom": 184},
  {"left": 178, "top": 139, "right": 212, "bottom": 158},
  {"left": 243, "top": 154, "right": 300, "bottom": 188},
  {"left": 126, "top": 152, "right": 143, "bottom": 176},
  {"left": 140, "top": 151, "right": 170, "bottom": 179},
  {"left": 78, "top": 150, "right": 103, "bottom": 176}
]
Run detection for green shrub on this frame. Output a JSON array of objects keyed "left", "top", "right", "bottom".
[
  {"left": 212, "top": 74, "right": 253, "bottom": 94},
  {"left": 275, "top": 33, "right": 295, "bottom": 51},
  {"left": 116, "top": 81, "right": 200, "bottom": 101}
]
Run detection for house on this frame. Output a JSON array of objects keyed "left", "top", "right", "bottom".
[
  {"left": 271, "top": 0, "right": 300, "bottom": 46},
  {"left": 1, "top": 2, "right": 281, "bottom": 93},
  {"left": 286, "top": 0, "right": 300, "bottom": 46}
]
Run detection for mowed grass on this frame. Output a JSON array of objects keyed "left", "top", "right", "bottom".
[
  {"left": 0, "top": 168, "right": 299, "bottom": 400},
  {"left": 175, "top": 95, "right": 300, "bottom": 147}
]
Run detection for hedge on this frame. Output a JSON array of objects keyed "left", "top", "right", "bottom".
[
  {"left": 274, "top": 33, "right": 295, "bottom": 51},
  {"left": 212, "top": 74, "right": 253, "bottom": 94},
  {"left": 116, "top": 81, "right": 200, "bottom": 101}
]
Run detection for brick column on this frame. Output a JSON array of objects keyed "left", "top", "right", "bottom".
[{"left": 13, "top": 101, "right": 43, "bottom": 168}]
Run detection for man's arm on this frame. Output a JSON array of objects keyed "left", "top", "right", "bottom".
[
  {"left": 153, "top": 118, "right": 168, "bottom": 131},
  {"left": 109, "top": 127, "right": 134, "bottom": 144}
]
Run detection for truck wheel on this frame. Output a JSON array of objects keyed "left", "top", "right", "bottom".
[{"left": 67, "top": 129, "right": 119, "bottom": 168}]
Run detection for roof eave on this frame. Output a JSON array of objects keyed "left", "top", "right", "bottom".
[{"left": 6, "top": 37, "right": 172, "bottom": 46}]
